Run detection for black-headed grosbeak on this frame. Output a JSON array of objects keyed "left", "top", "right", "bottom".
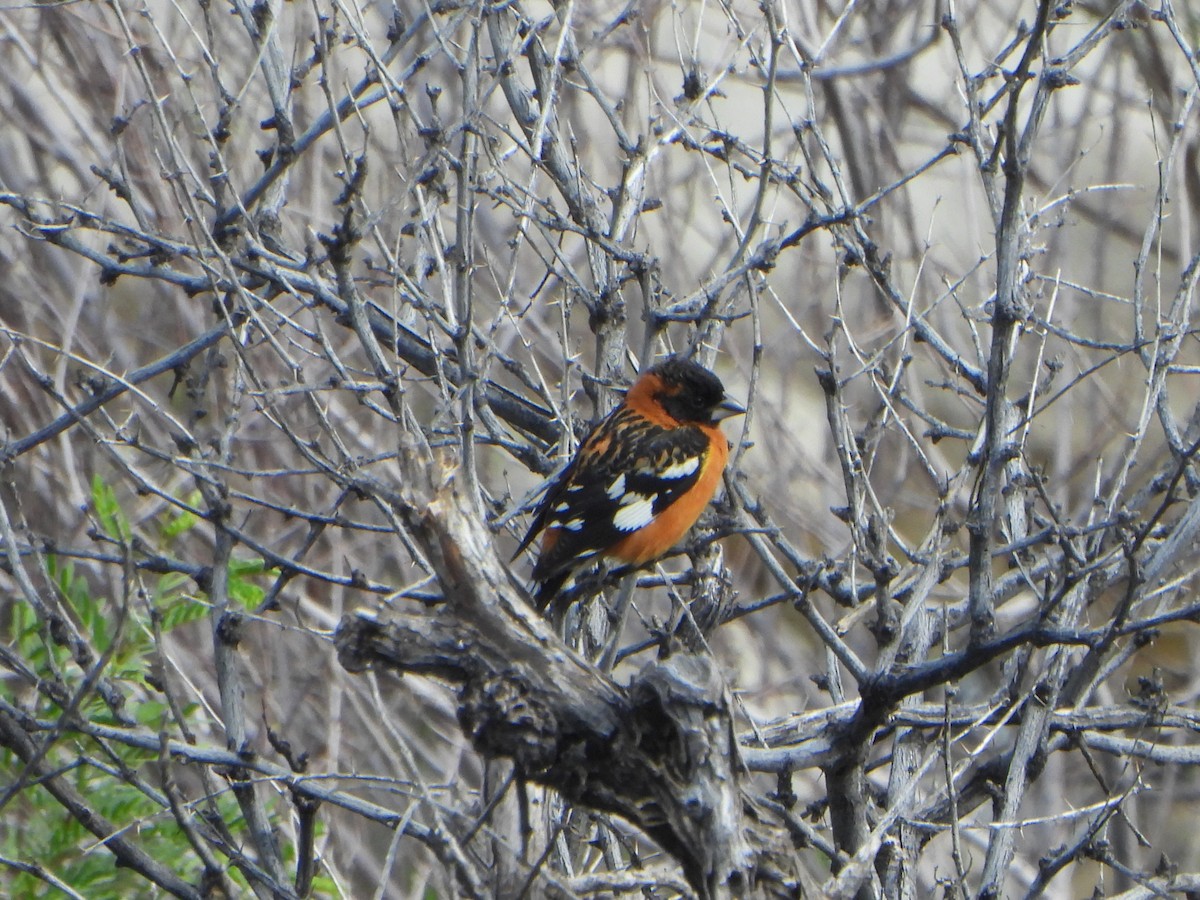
[{"left": 516, "top": 356, "right": 745, "bottom": 612}]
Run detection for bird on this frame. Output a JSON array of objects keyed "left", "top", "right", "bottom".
[{"left": 515, "top": 356, "right": 745, "bottom": 615}]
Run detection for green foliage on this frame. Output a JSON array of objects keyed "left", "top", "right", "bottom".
[
  {"left": 160, "top": 490, "right": 200, "bottom": 540},
  {"left": 226, "top": 557, "right": 272, "bottom": 608},
  {"left": 1, "top": 476, "right": 286, "bottom": 897},
  {"left": 0, "top": 742, "right": 204, "bottom": 897},
  {"left": 91, "top": 473, "right": 130, "bottom": 544}
]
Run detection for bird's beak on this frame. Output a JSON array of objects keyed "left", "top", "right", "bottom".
[{"left": 712, "top": 397, "right": 746, "bottom": 421}]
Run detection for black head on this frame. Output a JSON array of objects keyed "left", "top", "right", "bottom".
[{"left": 643, "top": 356, "right": 743, "bottom": 424}]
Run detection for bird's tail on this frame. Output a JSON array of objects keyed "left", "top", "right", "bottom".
[{"left": 533, "top": 570, "right": 571, "bottom": 612}]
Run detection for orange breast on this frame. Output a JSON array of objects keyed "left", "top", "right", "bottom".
[{"left": 606, "top": 424, "right": 730, "bottom": 565}]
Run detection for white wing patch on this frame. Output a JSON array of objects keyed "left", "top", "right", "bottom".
[
  {"left": 614, "top": 494, "right": 657, "bottom": 532},
  {"left": 659, "top": 456, "right": 700, "bottom": 480},
  {"left": 606, "top": 473, "right": 626, "bottom": 499}
]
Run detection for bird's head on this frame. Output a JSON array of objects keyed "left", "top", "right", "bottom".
[{"left": 632, "top": 356, "right": 745, "bottom": 425}]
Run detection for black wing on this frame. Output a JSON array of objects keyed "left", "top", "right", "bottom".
[{"left": 520, "top": 406, "right": 709, "bottom": 595}]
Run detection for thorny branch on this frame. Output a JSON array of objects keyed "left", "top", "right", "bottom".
[{"left": 4, "top": 1, "right": 1200, "bottom": 898}]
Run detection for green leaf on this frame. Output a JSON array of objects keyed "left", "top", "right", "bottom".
[
  {"left": 162, "top": 505, "right": 198, "bottom": 539},
  {"left": 135, "top": 701, "right": 167, "bottom": 727},
  {"left": 159, "top": 595, "right": 209, "bottom": 631},
  {"left": 227, "top": 559, "right": 277, "bottom": 609},
  {"left": 90, "top": 474, "right": 130, "bottom": 542}
]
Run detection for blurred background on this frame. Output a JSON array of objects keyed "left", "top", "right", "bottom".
[{"left": 3, "top": 1, "right": 1200, "bottom": 896}]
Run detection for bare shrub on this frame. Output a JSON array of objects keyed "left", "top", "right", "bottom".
[{"left": 3, "top": 1, "right": 1200, "bottom": 897}]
